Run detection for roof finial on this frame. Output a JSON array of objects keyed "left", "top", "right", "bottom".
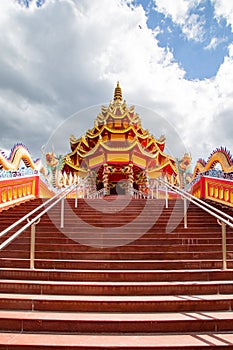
[{"left": 114, "top": 81, "right": 122, "bottom": 102}]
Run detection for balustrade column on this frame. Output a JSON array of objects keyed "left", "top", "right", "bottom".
[
  {"left": 102, "top": 164, "right": 109, "bottom": 195},
  {"left": 127, "top": 163, "right": 134, "bottom": 195}
]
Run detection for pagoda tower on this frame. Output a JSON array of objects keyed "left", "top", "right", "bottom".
[{"left": 63, "top": 83, "right": 178, "bottom": 194}]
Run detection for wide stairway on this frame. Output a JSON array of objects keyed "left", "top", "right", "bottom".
[{"left": 0, "top": 196, "right": 233, "bottom": 349}]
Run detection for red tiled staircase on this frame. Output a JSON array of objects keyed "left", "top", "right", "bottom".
[{"left": 0, "top": 196, "right": 233, "bottom": 349}]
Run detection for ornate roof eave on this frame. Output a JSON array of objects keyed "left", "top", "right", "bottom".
[
  {"left": 66, "top": 140, "right": 101, "bottom": 159},
  {"left": 86, "top": 125, "right": 151, "bottom": 140},
  {"left": 67, "top": 136, "right": 170, "bottom": 162},
  {"left": 63, "top": 161, "right": 87, "bottom": 173},
  {"left": 82, "top": 140, "right": 160, "bottom": 160},
  {"left": 104, "top": 110, "right": 128, "bottom": 120},
  {"left": 148, "top": 160, "right": 178, "bottom": 174},
  {"left": 158, "top": 150, "right": 176, "bottom": 164},
  {"left": 136, "top": 142, "right": 159, "bottom": 159}
]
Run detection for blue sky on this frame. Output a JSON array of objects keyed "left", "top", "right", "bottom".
[
  {"left": 0, "top": 0, "right": 233, "bottom": 165},
  {"left": 133, "top": 0, "right": 233, "bottom": 80}
]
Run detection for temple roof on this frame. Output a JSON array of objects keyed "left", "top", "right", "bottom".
[{"left": 63, "top": 83, "right": 178, "bottom": 177}]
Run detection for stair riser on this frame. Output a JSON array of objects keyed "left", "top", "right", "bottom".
[
  {"left": 6, "top": 244, "right": 232, "bottom": 253},
  {"left": 0, "top": 251, "right": 228, "bottom": 260},
  {"left": 8, "top": 238, "right": 231, "bottom": 245},
  {"left": 1, "top": 283, "right": 233, "bottom": 295},
  {"left": 1, "top": 269, "right": 233, "bottom": 282},
  {"left": 0, "top": 318, "right": 232, "bottom": 334},
  {"left": 6, "top": 232, "right": 225, "bottom": 239},
  {"left": 1, "top": 299, "right": 233, "bottom": 313},
  {"left": 0, "top": 258, "right": 229, "bottom": 270}
]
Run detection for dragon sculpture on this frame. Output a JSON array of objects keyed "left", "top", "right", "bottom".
[
  {"left": 0, "top": 143, "right": 67, "bottom": 188},
  {"left": 42, "top": 148, "right": 65, "bottom": 188},
  {"left": 176, "top": 152, "right": 193, "bottom": 188},
  {"left": 0, "top": 143, "right": 42, "bottom": 172},
  {"left": 193, "top": 147, "right": 233, "bottom": 178}
]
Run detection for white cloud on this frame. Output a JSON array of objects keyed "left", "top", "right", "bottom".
[
  {"left": 0, "top": 0, "right": 232, "bottom": 167},
  {"left": 211, "top": 0, "right": 233, "bottom": 30},
  {"left": 154, "top": 0, "right": 205, "bottom": 42},
  {"left": 204, "top": 36, "right": 226, "bottom": 50}
]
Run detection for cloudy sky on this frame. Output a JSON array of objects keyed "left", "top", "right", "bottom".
[{"left": 0, "top": 0, "right": 233, "bottom": 168}]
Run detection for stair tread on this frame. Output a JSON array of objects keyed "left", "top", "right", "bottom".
[
  {"left": 0, "top": 267, "right": 232, "bottom": 273},
  {"left": 1, "top": 293, "right": 233, "bottom": 301},
  {"left": 0, "top": 310, "right": 233, "bottom": 321},
  {"left": 1, "top": 332, "right": 233, "bottom": 347},
  {"left": 1, "top": 279, "right": 233, "bottom": 286},
  {"left": 0, "top": 258, "right": 229, "bottom": 263}
]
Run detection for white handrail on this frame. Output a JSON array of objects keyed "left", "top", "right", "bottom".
[
  {"left": 0, "top": 185, "right": 72, "bottom": 239},
  {"left": 181, "top": 185, "right": 233, "bottom": 223},
  {"left": 157, "top": 178, "right": 233, "bottom": 228},
  {"left": 0, "top": 183, "right": 77, "bottom": 252},
  {"left": 155, "top": 177, "right": 233, "bottom": 270}
]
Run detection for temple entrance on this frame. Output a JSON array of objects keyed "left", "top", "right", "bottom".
[
  {"left": 109, "top": 182, "right": 126, "bottom": 195},
  {"left": 108, "top": 168, "right": 128, "bottom": 195},
  {"left": 93, "top": 164, "right": 150, "bottom": 196}
]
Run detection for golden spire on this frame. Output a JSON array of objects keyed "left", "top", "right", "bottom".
[{"left": 114, "top": 81, "right": 122, "bottom": 102}]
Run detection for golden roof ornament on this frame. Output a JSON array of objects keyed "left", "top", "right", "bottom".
[{"left": 114, "top": 81, "right": 122, "bottom": 102}]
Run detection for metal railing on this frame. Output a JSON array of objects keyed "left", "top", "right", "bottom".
[
  {"left": 0, "top": 182, "right": 78, "bottom": 269},
  {"left": 130, "top": 188, "right": 150, "bottom": 199},
  {"left": 155, "top": 177, "right": 233, "bottom": 270},
  {"left": 87, "top": 188, "right": 106, "bottom": 199}
]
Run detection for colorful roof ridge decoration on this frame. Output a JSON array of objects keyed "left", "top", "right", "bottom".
[{"left": 63, "top": 83, "right": 178, "bottom": 180}]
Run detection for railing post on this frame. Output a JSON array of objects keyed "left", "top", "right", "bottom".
[
  {"left": 30, "top": 223, "right": 36, "bottom": 270},
  {"left": 60, "top": 198, "right": 64, "bottom": 228},
  {"left": 75, "top": 186, "right": 78, "bottom": 208},
  {"left": 221, "top": 221, "right": 227, "bottom": 270},
  {"left": 184, "top": 198, "right": 188, "bottom": 229},
  {"left": 28, "top": 218, "right": 40, "bottom": 270},
  {"left": 156, "top": 181, "right": 159, "bottom": 199},
  {"left": 165, "top": 186, "right": 168, "bottom": 208}
]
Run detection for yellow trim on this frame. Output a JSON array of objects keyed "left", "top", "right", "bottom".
[
  {"left": 89, "top": 154, "right": 105, "bottom": 167},
  {"left": 132, "top": 154, "right": 146, "bottom": 168},
  {"left": 107, "top": 153, "right": 130, "bottom": 163}
]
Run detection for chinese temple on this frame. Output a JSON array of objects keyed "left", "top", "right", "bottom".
[{"left": 63, "top": 82, "right": 178, "bottom": 195}]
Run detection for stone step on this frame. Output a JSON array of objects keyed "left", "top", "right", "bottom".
[
  {"left": 1, "top": 279, "right": 233, "bottom": 296},
  {"left": 6, "top": 243, "right": 233, "bottom": 253},
  {"left": 0, "top": 310, "right": 232, "bottom": 334},
  {"left": 0, "top": 258, "right": 230, "bottom": 270},
  {"left": 11, "top": 237, "right": 231, "bottom": 244},
  {"left": 0, "top": 197, "right": 233, "bottom": 348},
  {"left": 0, "top": 250, "right": 230, "bottom": 260},
  {"left": 2, "top": 331, "right": 233, "bottom": 349},
  {"left": 9, "top": 231, "right": 225, "bottom": 238},
  {"left": 1, "top": 293, "right": 233, "bottom": 312},
  {"left": 1, "top": 268, "right": 233, "bottom": 282}
]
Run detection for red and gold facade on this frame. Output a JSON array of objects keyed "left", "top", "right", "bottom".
[{"left": 63, "top": 83, "right": 178, "bottom": 194}]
